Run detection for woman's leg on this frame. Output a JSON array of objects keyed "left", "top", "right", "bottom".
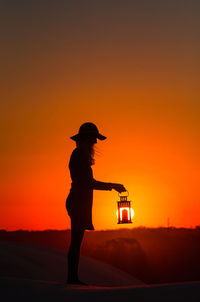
[{"left": 67, "top": 225, "right": 85, "bottom": 282}]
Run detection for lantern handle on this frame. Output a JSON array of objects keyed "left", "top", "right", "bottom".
[{"left": 118, "top": 190, "right": 129, "bottom": 198}]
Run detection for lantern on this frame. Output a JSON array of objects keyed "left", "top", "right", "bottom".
[{"left": 117, "top": 191, "right": 134, "bottom": 224}]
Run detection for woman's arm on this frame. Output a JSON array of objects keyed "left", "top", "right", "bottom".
[
  {"left": 92, "top": 179, "right": 126, "bottom": 193},
  {"left": 92, "top": 179, "right": 113, "bottom": 191}
]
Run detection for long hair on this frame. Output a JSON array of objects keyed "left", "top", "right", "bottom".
[{"left": 75, "top": 137, "right": 95, "bottom": 166}]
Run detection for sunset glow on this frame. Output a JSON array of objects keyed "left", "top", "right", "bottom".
[{"left": 1, "top": 1, "right": 199, "bottom": 231}]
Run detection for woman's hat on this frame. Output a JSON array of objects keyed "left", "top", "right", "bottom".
[{"left": 70, "top": 122, "right": 107, "bottom": 141}]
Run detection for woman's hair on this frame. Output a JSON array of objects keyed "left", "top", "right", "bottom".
[{"left": 75, "top": 137, "right": 95, "bottom": 166}]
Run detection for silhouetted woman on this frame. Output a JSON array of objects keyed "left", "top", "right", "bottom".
[{"left": 66, "top": 122, "right": 126, "bottom": 285}]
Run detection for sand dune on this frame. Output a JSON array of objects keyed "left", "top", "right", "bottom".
[
  {"left": 1, "top": 241, "right": 200, "bottom": 302},
  {"left": 0, "top": 241, "right": 143, "bottom": 286}
]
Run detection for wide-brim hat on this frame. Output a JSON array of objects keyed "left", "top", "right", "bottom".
[{"left": 70, "top": 122, "right": 107, "bottom": 141}]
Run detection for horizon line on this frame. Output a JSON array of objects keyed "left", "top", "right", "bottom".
[{"left": 1, "top": 226, "right": 200, "bottom": 232}]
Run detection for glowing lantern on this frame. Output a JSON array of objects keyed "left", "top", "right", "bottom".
[{"left": 117, "top": 191, "right": 134, "bottom": 224}]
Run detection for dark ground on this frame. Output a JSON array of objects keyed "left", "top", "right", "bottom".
[{"left": 1, "top": 227, "right": 200, "bottom": 284}]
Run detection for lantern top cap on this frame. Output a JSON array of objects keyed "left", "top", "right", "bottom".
[{"left": 118, "top": 190, "right": 129, "bottom": 198}]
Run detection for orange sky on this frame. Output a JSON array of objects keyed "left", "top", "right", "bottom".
[{"left": 0, "top": 1, "right": 200, "bottom": 230}]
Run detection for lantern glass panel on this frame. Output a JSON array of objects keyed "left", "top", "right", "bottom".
[{"left": 117, "top": 192, "right": 133, "bottom": 224}]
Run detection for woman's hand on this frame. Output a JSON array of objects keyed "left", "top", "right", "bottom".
[{"left": 111, "top": 183, "right": 126, "bottom": 193}]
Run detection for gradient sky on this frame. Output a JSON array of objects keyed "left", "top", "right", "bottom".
[{"left": 1, "top": 0, "right": 200, "bottom": 230}]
